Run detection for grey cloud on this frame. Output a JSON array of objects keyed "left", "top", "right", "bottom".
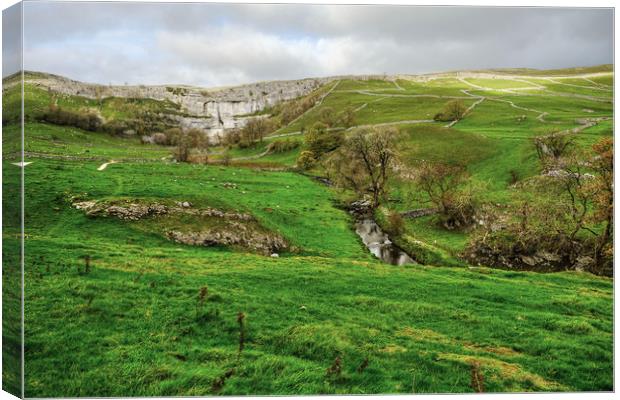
[
  {"left": 3, "top": 3, "right": 22, "bottom": 77},
  {"left": 17, "top": 2, "right": 614, "bottom": 87}
]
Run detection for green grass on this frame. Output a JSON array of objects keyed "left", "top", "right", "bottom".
[
  {"left": 17, "top": 122, "right": 170, "bottom": 160},
  {"left": 464, "top": 78, "right": 536, "bottom": 89},
  {"left": 3, "top": 83, "right": 182, "bottom": 125},
  {"left": 337, "top": 79, "right": 397, "bottom": 91},
  {"left": 486, "top": 64, "right": 613, "bottom": 76},
  {"left": 17, "top": 156, "right": 613, "bottom": 396},
  {"left": 395, "top": 78, "right": 470, "bottom": 96},
  {"left": 7, "top": 65, "right": 615, "bottom": 396}
]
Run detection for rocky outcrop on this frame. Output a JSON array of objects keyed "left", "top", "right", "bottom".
[
  {"left": 72, "top": 197, "right": 286, "bottom": 255},
  {"left": 74, "top": 200, "right": 168, "bottom": 220},
  {"left": 167, "top": 224, "right": 288, "bottom": 255},
  {"left": 73, "top": 199, "right": 254, "bottom": 221},
  {"left": 24, "top": 72, "right": 334, "bottom": 140}
]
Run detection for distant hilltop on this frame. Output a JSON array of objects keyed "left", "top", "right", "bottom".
[{"left": 2, "top": 64, "right": 612, "bottom": 137}]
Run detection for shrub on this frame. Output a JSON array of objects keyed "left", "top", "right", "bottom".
[
  {"left": 102, "top": 120, "right": 128, "bottom": 136},
  {"left": 296, "top": 150, "right": 317, "bottom": 170},
  {"left": 240, "top": 118, "right": 275, "bottom": 147},
  {"left": 173, "top": 128, "right": 209, "bottom": 162},
  {"left": 318, "top": 107, "right": 337, "bottom": 127},
  {"left": 387, "top": 211, "right": 405, "bottom": 236},
  {"left": 152, "top": 132, "right": 168, "bottom": 145},
  {"left": 305, "top": 122, "right": 344, "bottom": 156},
  {"left": 221, "top": 151, "right": 232, "bottom": 166},
  {"left": 222, "top": 129, "right": 242, "bottom": 148},
  {"left": 533, "top": 132, "right": 575, "bottom": 167},
  {"left": 414, "top": 162, "right": 479, "bottom": 230},
  {"left": 434, "top": 100, "right": 467, "bottom": 122},
  {"left": 163, "top": 128, "right": 182, "bottom": 146},
  {"left": 326, "top": 126, "right": 397, "bottom": 208},
  {"left": 464, "top": 143, "right": 613, "bottom": 277},
  {"left": 41, "top": 105, "right": 103, "bottom": 132},
  {"left": 336, "top": 106, "right": 356, "bottom": 128},
  {"left": 266, "top": 139, "right": 300, "bottom": 153}
]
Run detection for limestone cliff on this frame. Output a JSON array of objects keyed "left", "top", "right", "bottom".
[{"left": 23, "top": 72, "right": 335, "bottom": 139}]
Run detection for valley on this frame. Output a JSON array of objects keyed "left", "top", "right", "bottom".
[{"left": 2, "top": 64, "right": 614, "bottom": 396}]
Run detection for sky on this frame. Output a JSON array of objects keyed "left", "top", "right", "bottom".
[{"left": 2, "top": 2, "right": 614, "bottom": 87}]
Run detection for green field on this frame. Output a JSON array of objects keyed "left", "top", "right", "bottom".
[{"left": 3, "top": 66, "right": 614, "bottom": 396}]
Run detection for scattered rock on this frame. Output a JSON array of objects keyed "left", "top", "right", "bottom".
[
  {"left": 574, "top": 256, "right": 594, "bottom": 272},
  {"left": 520, "top": 255, "right": 537, "bottom": 266},
  {"left": 167, "top": 224, "right": 288, "bottom": 255},
  {"left": 270, "top": 253, "right": 279, "bottom": 258},
  {"left": 349, "top": 199, "right": 373, "bottom": 217},
  {"left": 74, "top": 200, "right": 167, "bottom": 220},
  {"left": 401, "top": 208, "right": 437, "bottom": 219},
  {"left": 73, "top": 198, "right": 253, "bottom": 221}
]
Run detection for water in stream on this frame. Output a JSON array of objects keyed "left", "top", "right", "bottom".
[{"left": 355, "top": 219, "right": 416, "bottom": 266}]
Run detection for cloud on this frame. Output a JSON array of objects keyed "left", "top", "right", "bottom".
[
  {"left": 3, "top": 3, "right": 22, "bottom": 77},
  {"left": 17, "top": 3, "right": 614, "bottom": 87}
]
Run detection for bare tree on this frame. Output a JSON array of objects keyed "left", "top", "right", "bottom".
[
  {"left": 328, "top": 126, "right": 398, "bottom": 208},
  {"left": 174, "top": 128, "right": 209, "bottom": 162},
  {"left": 589, "top": 138, "right": 613, "bottom": 267},
  {"left": 533, "top": 132, "right": 575, "bottom": 167},
  {"left": 413, "top": 162, "right": 479, "bottom": 229},
  {"left": 240, "top": 118, "right": 274, "bottom": 146}
]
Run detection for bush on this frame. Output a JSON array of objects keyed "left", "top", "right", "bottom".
[
  {"left": 221, "top": 129, "right": 242, "bottom": 148},
  {"left": 266, "top": 139, "right": 300, "bottom": 153},
  {"left": 434, "top": 100, "right": 467, "bottom": 122},
  {"left": 318, "top": 107, "right": 336, "bottom": 127},
  {"left": 305, "top": 122, "right": 344, "bottom": 156},
  {"left": 239, "top": 118, "right": 275, "bottom": 147},
  {"left": 464, "top": 152, "right": 613, "bottom": 277},
  {"left": 296, "top": 150, "right": 317, "bottom": 170},
  {"left": 414, "top": 162, "right": 479, "bottom": 230},
  {"left": 102, "top": 120, "right": 127, "bottom": 136},
  {"left": 533, "top": 132, "right": 575, "bottom": 167},
  {"left": 336, "top": 107, "right": 356, "bottom": 128},
  {"left": 152, "top": 132, "right": 168, "bottom": 145},
  {"left": 387, "top": 211, "right": 405, "bottom": 236},
  {"left": 163, "top": 128, "right": 182, "bottom": 146},
  {"left": 276, "top": 94, "right": 318, "bottom": 126},
  {"left": 41, "top": 105, "right": 103, "bottom": 132},
  {"left": 172, "top": 128, "right": 209, "bottom": 162}
]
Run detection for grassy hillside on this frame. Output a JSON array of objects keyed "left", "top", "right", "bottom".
[{"left": 3, "top": 66, "right": 614, "bottom": 396}]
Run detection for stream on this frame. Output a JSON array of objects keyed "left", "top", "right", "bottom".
[{"left": 355, "top": 219, "right": 416, "bottom": 266}]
